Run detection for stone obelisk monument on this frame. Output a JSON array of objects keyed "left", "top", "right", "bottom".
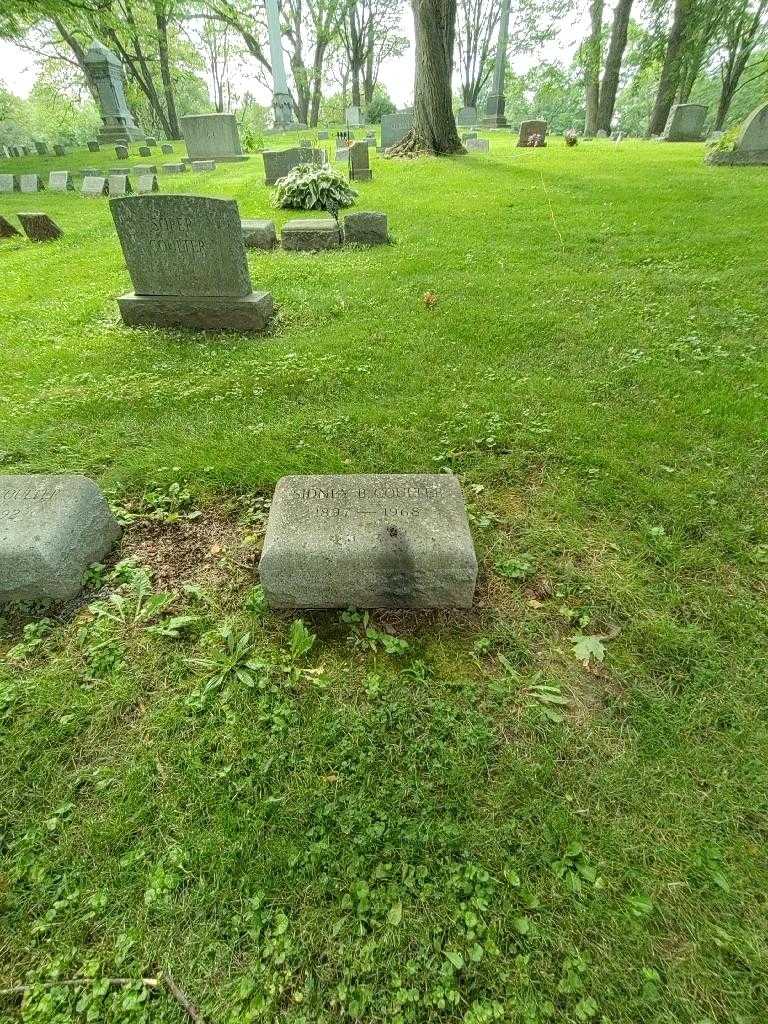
[
  {"left": 482, "top": 0, "right": 511, "bottom": 128},
  {"left": 265, "top": 0, "right": 294, "bottom": 129}
]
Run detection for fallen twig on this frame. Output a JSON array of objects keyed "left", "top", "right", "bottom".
[{"left": 162, "top": 973, "right": 206, "bottom": 1024}]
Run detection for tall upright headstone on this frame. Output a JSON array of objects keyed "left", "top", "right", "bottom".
[
  {"left": 180, "top": 114, "right": 248, "bottom": 162},
  {"left": 265, "top": 0, "right": 294, "bottom": 130},
  {"left": 482, "top": 0, "right": 511, "bottom": 128},
  {"left": 110, "top": 194, "right": 273, "bottom": 332},
  {"left": 83, "top": 40, "right": 144, "bottom": 144},
  {"left": 349, "top": 141, "right": 372, "bottom": 181}
]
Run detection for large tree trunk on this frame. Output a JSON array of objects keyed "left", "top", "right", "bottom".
[
  {"left": 153, "top": 0, "right": 180, "bottom": 138},
  {"left": 596, "top": 0, "right": 633, "bottom": 133},
  {"left": 583, "top": 0, "right": 604, "bottom": 136},
  {"left": 390, "top": 0, "right": 463, "bottom": 156},
  {"left": 648, "top": 0, "right": 689, "bottom": 136},
  {"left": 53, "top": 18, "right": 99, "bottom": 103}
]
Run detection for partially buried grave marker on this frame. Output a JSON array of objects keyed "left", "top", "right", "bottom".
[
  {"left": 110, "top": 193, "right": 273, "bottom": 332},
  {"left": 259, "top": 474, "right": 478, "bottom": 609},
  {"left": 0, "top": 174, "right": 19, "bottom": 193},
  {"left": 136, "top": 173, "right": 159, "bottom": 193},
  {"left": 0, "top": 475, "right": 120, "bottom": 604},
  {"left": 108, "top": 173, "right": 132, "bottom": 196},
  {"left": 0, "top": 215, "right": 21, "bottom": 238}
]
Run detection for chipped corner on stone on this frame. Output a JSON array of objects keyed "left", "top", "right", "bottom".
[
  {"left": 0, "top": 475, "right": 121, "bottom": 605},
  {"left": 259, "top": 474, "right": 478, "bottom": 610}
]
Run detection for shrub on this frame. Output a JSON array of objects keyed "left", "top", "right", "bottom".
[
  {"left": 365, "top": 94, "right": 396, "bottom": 124},
  {"left": 706, "top": 123, "right": 740, "bottom": 154},
  {"left": 272, "top": 163, "right": 357, "bottom": 218}
]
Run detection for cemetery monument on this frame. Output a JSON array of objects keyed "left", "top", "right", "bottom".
[
  {"left": 83, "top": 40, "right": 144, "bottom": 144},
  {"left": 180, "top": 113, "right": 248, "bottom": 162},
  {"left": 706, "top": 101, "right": 768, "bottom": 166},
  {"left": 663, "top": 103, "right": 707, "bottom": 142}
]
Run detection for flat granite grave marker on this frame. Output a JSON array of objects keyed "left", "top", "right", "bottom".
[
  {"left": 146, "top": 136, "right": 157, "bottom": 147},
  {"left": 108, "top": 173, "right": 132, "bottom": 196},
  {"left": 49, "top": 170, "right": 74, "bottom": 192},
  {"left": 138, "top": 145, "right": 151, "bottom": 157},
  {"left": 241, "top": 218, "right": 277, "bottom": 249},
  {"left": 20, "top": 174, "right": 44, "bottom": 193},
  {"left": 17, "top": 212, "right": 63, "bottom": 242},
  {"left": 0, "top": 174, "right": 19, "bottom": 193},
  {"left": 53, "top": 144, "right": 68, "bottom": 157},
  {"left": 191, "top": 160, "right": 216, "bottom": 171},
  {"left": 0, "top": 215, "right": 21, "bottom": 238},
  {"left": 82, "top": 175, "right": 108, "bottom": 197},
  {"left": 664, "top": 103, "right": 707, "bottom": 142},
  {"left": 0, "top": 475, "right": 121, "bottom": 604},
  {"left": 281, "top": 217, "right": 341, "bottom": 251},
  {"left": 464, "top": 138, "right": 489, "bottom": 152},
  {"left": 110, "top": 194, "right": 273, "bottom": 332},
  {"left": 136, "top": 173, "right": 159, "bottom": 193},
  {"left": 163, "top": 163, "right": 186, "bottom": 173},
  {"left": 343, "top": 211, "right": 388, "bottom": 245},
  {"left": 259, "top": 474, "right": 478, "bottom": 609},
  {"left": 180, "top": 112, "right": 248, "bottom": 162},
  {"left": 161, "top": 143, "right": 173, "bottom": 154},
  {"left": 115, "top": 144, "right": 129, "bottom": 159},
  {"left": 263, "top": 147, "right": 323, "bottom": 185}
]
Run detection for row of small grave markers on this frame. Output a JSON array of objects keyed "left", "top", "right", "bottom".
[{"left": 0, "top": 171, "right": 159, "bottom": 196}]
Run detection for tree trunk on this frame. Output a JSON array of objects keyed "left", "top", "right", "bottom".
[
  {"left": 648, "top": 0, "right": 689, "bottom": 136},
  {"left": 53, "top": 18, "right": 99, "bottom": 103},
  {"left": 596, "top": 0, "right": 633, "bottom": 133},
  {"left": 153, "top": 0, "right": 180, "bottom": 138},
  {"left": 583, "top": 0, "right": 604, "bottom": 136},
  {"left": 389, "top": 0, "right": 463, "bottom": 156}
]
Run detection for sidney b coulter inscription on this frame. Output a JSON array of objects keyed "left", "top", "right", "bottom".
[{"left": 259, "top": 474, "right": 478, "bottom": 610}]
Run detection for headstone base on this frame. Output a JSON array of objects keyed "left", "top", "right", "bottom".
[
  {"left": 281, "top": 218, "right": 341, "bottom": 251},
  {"left": 706, "top": 149, "right": 768, "bottom": 166},
  {"left": 117, "top": 291, "right": 274, "bottom": 332}
]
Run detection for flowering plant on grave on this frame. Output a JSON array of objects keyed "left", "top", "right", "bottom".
[
  {"left": 527, "top": 133, "right": 544, "bottom": 148},
  {"left": 564, "top": 129, "right": 579, "bottom": 147},
  {"left": 272, "top": 163, "right": 357, "bottom": 221}
]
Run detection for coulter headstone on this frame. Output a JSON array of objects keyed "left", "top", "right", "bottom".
[
  {"left": 0, "top": 475, "right": 121, "bottom": 604},
  {"left": 110, "top": 194, "right": 273, "bottom": 332},
  {"left": 259, "top": 474, "right": 478, "bottom": 609}
]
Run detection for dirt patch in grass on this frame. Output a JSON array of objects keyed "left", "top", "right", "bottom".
[{"left": 120, "top": 512, "right": 260, "bottom": 593}]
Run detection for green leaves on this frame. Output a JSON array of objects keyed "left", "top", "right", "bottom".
[
  {"left": 386, "top": 900, "right": 403, "bottom": 926},
  {"left": 288, "top": 618, "right": 316, "bottom": 661},
  {"left": 273, "top": 163, "right": 358, "bottom": 215},
  {"left": 570, "top": 634, "right": 606, "bottom": 667}
]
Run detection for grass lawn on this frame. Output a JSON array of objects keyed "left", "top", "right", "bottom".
[{"left": 1, "top": 133, "right": 767, "bottom": 1024}]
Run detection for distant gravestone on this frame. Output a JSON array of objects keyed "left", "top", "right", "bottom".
[
  {"left": 138, "top": 145, "right": 151, "bottom": 157},
  {"left": 87, "top": 139, "right": 101, "bottom": 152},
  {"left": 349, "top": 141, "right": 372, "bottom": 181},
  {"left": 241, "top": 218, "right": 277, "bottom": 249},
  {"left": 0, "top": 475, "right": 120, "bottom": 604},
  {"left": 0, "top": 174, "right": 19, "bottom": 193},
  {"left": 81, "top": 175, "right": 109, "bottom": 197},
  {"left": 136, "top": 173, "right": 159, "bottom": 193},
  {"left": 343, "top": 211, "right": 388, "bottom": 246},
  {"left": 381, "top": 110, "right": 413, "bottom": 150},
  {"left": 48, "top": 170, "right": 74, "bottom": 192},
  {"left": 346, "top": 105, "right": 363, "bottom": 127},
  {"left": 180, "top": 113, "right": 248, "bottom": 162},
  {"left": 82, "top": 167, "right": 100, "bottom": 176},
  {"left": 0, "top": 215, "right": 21, "bottom": 238},
  {"left": 145, "top": 136, "right": 157, "bottom": 146},
  {"left": 20, "top": 146, "right": 31, "bottom": 156},
  {"left": 53, "top": 144, "right": 68, "bottom": 157},
  {"left": 464, "top": 138, "right": 489, "bottom": 153},
  {"left": 318, "top": 130, "right": 329, "bottom": 140},
  {"left": 518, "top": 119, "right": 548, "bottom": 147},
  {"left": 161, "top": 143, "right": 173, "bottom": 154},
  {"left": 664, "top": 103, "right": 707, "bottom": 142},
  {"left": 133, "top": 163, "right": 157, "bottom": 175},
  {"left": 191, "top": 160, "right": 216, "bottom": 171},
  {"left": 457, "top": 106, "right": 478, "bottom": 127},
  {"left": 281, "top": 217, "right": 341, "bottom": 251},
  {"left": 259, "top": 474, "right": 478, "bottom": 609},
  {"left": 706, "top": 101, "right": 768, "bottom": 166},
  {"left": 34, "top": 140, "right": 49, "bottom": 156},
  {"left": 108, "top": 173, "right": 132, "bottom": 196},
  {"left": 115, "top": 144, "right": 129, "bottom": 159},
  {"left": 262, "top": 147, "right": 322, "bottom": 185},
  {"left": 8, "top": 146, "right": 19, "bottom": 157},
  {"left": 163, "top": 163, "right": 186, "bottom": 173},
  {"left": 20, "top": 174, "right": 44, "bottom": 193},
  {"left": 596, "top": 129, "right": 608, "bottom": 139},
  {"left": 110, "top": 194, "right": 273, "bottom": 332},
  {"left": 462, "top": 131, "right": 477, "bottom": 141},
  {"left": 335, "top": 146, "right": 350, "bottom": 162},
  {"left": 17, "top": 212, "right": 63, "bottom": 242},
  {"left": 83, "top": 40, "right": 144, "bottom": 143}
]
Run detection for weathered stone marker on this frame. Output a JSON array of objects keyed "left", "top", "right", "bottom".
[
  {"left": 20, "top": 174, "right": 44, "bottom": 193},
  {"left": 87, "top": 139, "right": 101, "bottom": 152},
  {"left": 115, "top": 144, "right": 129, "bottom": 159},
  {"left": 82, "top": 175, "right": 108, "bottom": 197},
  {"left": 259, "top": 474, "right": 478, "bottom": 609},
  {"left": 53, "top": 144, "right": 68, "bottom": 157},
  {"left": 241, "top": 218, "right": 277, "bottom": 249},
  {"left": 108, "top": 173, "right": 132, "bottom": 197},
  {"left": 281, "top": 217, "right": 341, "bottom": 251},
  {"left": 133, "top": 163, "right": 157, "bottom": 174},
  {"left": 457, "top": 106, "right": 478, "bottom": 127},
  {"left": 110, "top": 193, "right": 274, "bottom": 332},
  {"left": 0, "top": 475, "right": 121, "bottom": 604},
  {"left": 0, "top": 174, "right": 19, "bottom": 193},
  {"left": 34, "top": 140, "right": 49, "bottom": 156},
  {"left": 343, "top": 211, "right": 388, "bottom": 246},
  {"left": 518, "top": 119, "right": 548, "bottom": 147},
  {"left": 262, "top": 146, "right": 323, "bottom": 185},
  {"left": 136, "top": 173, "right": 159, "bottom": 193},
  {"left": 664, "top": 103, "right": 707, "bottom": 142},
  {"left": 464, "top": 138, "right": 489, "bottom": 152},
  {"left": 381, "top": 109, "right": 413, "bottom": 150},
  {"left": 706, "top": 101, "right": 768, "bottom": 166},
  {"left": 0, "top": 215, "right": 21, "bottom": 238},
  {"left": 191, "top": 159, "right": 216, "bottom": 172},
  {"left": 163, "top": 163, "right": 186, "bottom": 174},
  {"left": 349, "top": 141, "right": 372, "bottom": 181},
  {"left": 145, "top": 136, "right": 157, "bottom": 147},
  {"left": 48, "top": 170, "right": 74, "bottom": 192},
  {"left": 161, "top": 143, "right": 173, "bottom": 154},
  {"left": 138, "top": 145, "right": 151, "bottom": 157},
  {"left": 180, "top": 112, "right": 249, "bottom": 162},
  {"left": 17, "top": 212, "right": 63, "bottom": 241}
]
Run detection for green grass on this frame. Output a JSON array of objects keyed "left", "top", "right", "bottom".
[{"left": 1, "top": 134, "right": 767, "bottom": 1024}]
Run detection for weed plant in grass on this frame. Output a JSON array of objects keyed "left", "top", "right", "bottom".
[{"left": 1, "top": 136, "right": 766, "bottom": 1022}]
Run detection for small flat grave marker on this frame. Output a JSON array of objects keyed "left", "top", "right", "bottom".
[
  {"left": 191, "top": 160, "right": 216, "bottom": 171},
  {"left": 108, "top": 173, "right": 132, "bottom": 197},
  {"left": 138, "top": 145, "right": 151, "bottom": 157},
  {"left": 0, "top": 215, "right": 21, "bottom": 238},
  {"left": 0, "top": 174, "right": 19, "bottom": 193},
  {"left": 87, "top": 140, "right": 101, "bottom": 152},
  {"left": 20, "top": 174, "right": 44, "bottom": 193},
  {"left": 281, "top": 217, "right": 341, "bottom": 251},
  {"left": 241, "top": 218, "right": 277, "bottom": 249},
  {"left": 259, "top": 474, "right": 478, "bottom": 609},
  {"left": 136, "top": 173, "right": 159, "bottom": 194},
  {"left": 34, "top": 141, "right": 49, "bottom": 156},
  {"left": 49, "top": 170, "right": 74, "bottom": 192},
  {"left": 115, "top": 144, "right": 129, "bottom": 159},
  {"left": 163, "top": 163, "right": 186, "bottom": 173},
  {"left": 145, "top": 136, "right": 157, "bottom": 147},
  {"left": 81, "top": 175, "right": 108, "bottom": 197},
  {"left": 161, "top": 143, "right": 173, "bottom": 154},
  {"left": 53, "top": 144, "right": 68, "bottom": 157},
  {"left": 17, "top": 212, "right": 63, "bottom": 242},
  {"left": 0, "top": 475, "right": 120, "bottom": 604}
]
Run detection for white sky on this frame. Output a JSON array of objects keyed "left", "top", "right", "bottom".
[{"left": 0, "top": 5, "right": 590, "bottom": 109}]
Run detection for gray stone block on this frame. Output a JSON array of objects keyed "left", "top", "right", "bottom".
[
  {"left": 48, "top": 171, "right": 74, "bottom": 192},
  {"left": 34, "top": 141, "right": 49, "bottom": 155},
  {"left": 0, "top": 174, "right": 19, "bottom": 193},
  {"left": 145, "top": 136, "right": 157, "bottom": 147},
  {"left": 116, "top": 291, "right": 273, "bottom": 331},
  {"left": 133, "top": 164, "right": 158, "bottom": 174},
  {"left": 53, "top": 144, "right": 68, "bottom": 157},
  {"left": 281, "top": 217, "right": 341, "bottom": 251},
  {"left": 161, "top": 143, "right": 173, "bottom": 154},
  {"left": 241, "top": 218, "right": 277, "bottom": 249},
  {"left": 464, "top": 138, "right": 489, "bottom": 152},
  {"left": 138, "top": 145, "right": 151, "bottom": 157},
  {"left": 87, "top": 140, "right": 101, "bottom": 152},
  {"left": 180, "top": 112, "right": 249, "bottom": 162},
  {"left": 19, "top": 174, "right": 44, "bottom": 193},
  {"left": 82, "top": 176, "right": 108, "bottom": 197},
  {"left": 664, "top": 103, "right": 707, "bottom": 142},
  {"left": 115, "top": 145, "right": 129, "bottom": 159},
  {"left": 259, "top": 474, "right": 478, "bottom": 609},
  {"left": 136, "top": 173, "right": 159, "bottom": 193},
  {"left": 163, "top": 163, "right": 186, "bottom": 173},
  {"left": 191, "top": 160, "right": 216, "bottom": 171},
  {"left": 0, "top": 475, "right": 121, "bottom": 604},
  {"left": 343, "top": 211, "right": 388, "bottom": 245}
]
